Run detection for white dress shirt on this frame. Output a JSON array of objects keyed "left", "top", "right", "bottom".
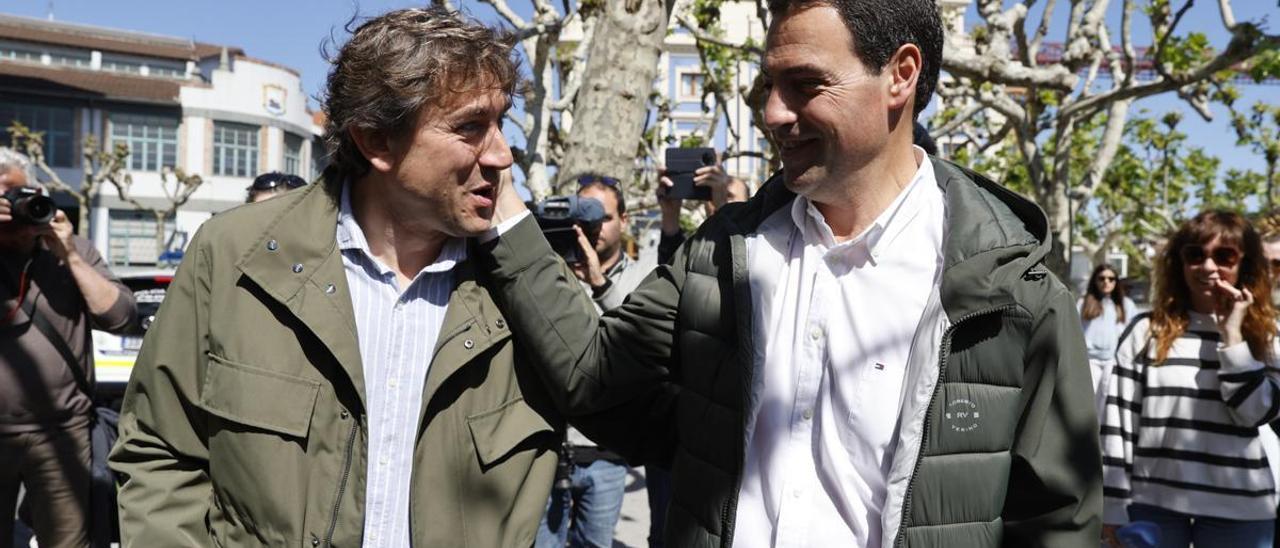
[
  {"left": 337, "top": 184, "right": 464, "bottom": 547},
  {"left": 733, "top": 148, "right": 944, "bottom": 548}
]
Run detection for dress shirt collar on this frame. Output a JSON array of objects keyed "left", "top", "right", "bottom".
[
  {"left": 336, "top": 181, "right": 466, "bottom": 279},
  {"left": 790, "top": 145, "right": 935, "bottom": 263}
]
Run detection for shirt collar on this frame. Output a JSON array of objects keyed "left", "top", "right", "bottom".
[
  {"left": 336, "top": 181, "right": 467, "bottom": 278},
  {"left": 789, "top": 145, "right": 935, "bottom": 261}
]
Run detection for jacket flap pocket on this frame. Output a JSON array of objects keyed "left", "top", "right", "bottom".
[
  {"left": 467, "top": 398, "right": 556, "bottom": 467},
  {"left": 201, "top": 353, "right": 320, "bottom": 438}
]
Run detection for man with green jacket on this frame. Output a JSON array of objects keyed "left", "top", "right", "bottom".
[
  {"left": 109, "top": 8, "right": 562, "bottom": 547},
  {"left": 478, "top": 0, "right": 1102, "bottom": 546}
]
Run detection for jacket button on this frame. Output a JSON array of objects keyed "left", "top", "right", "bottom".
[
  {"left": 463, "top": 339, "right": 475, "bottom": 349},
  {"left": 311, "top": 536, "right": 320, "bottom": 546},
  {"left": 325, "top": 284, "right": 337, "bottom": 294},
  {"left": 495, "top": 319, "right": 505, "bottom": 329},
  {"left": 340, "top": 410, "right": 349, "bottom": 420},
  {"left": 292, "top": 263, "right": 304, "bottom": 274},
  {"left": 266, "top": 239, "right": 278, "bottom": 251}
]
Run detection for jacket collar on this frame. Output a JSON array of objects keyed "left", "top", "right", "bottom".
[
  {"left": 235, "top": 184, "right": 368, "bottom": 407},
  {"left": 233, "top": 184, "right": 512, "bottom": 416}
]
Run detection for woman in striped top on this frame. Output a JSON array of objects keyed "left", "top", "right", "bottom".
[{"left": 1102, "top": 210, "right": 1279, "bottom": 548}]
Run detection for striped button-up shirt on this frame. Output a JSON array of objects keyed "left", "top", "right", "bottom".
[{"left": 337, "top": 184, "right": 464, "bottom": 547}]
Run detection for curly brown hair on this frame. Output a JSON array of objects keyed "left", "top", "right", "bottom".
[
  {"left": 318, "top": 7, "right": 521, "bottom": 197},
  {"left": 1150, "top": 210, "right": 1277, "bottom": 363}
]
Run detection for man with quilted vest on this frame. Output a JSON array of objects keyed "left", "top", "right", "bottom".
[{"left": 478, "top": 0, "right": 1102, "bottom": 546}]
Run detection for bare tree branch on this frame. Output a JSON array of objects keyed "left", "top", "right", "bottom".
[
  {"left": 675, "top": 15, "right": 764, "bottom": 57},
  {"left": 1029, "top": 0, "right": 1058, "bottom": 58},
  {"left": 930, "top": 103, "right": 984, "bottom": 138},
  {"left": 1218, "top": 0, "right": 1238, "bottom": 30},
  {"left": 479, "top": 0, "right": 529, "bottom": 29},
  {"left": 1120, "top": 0, "right": 1137, "bottom": 87},
  {"left": 1152, "top": 0, "right": 1196, "bottom": 82}
]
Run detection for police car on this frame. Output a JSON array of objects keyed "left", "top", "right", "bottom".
[{"left": 92, "top": 268, "right": 173, "bottom": 398}]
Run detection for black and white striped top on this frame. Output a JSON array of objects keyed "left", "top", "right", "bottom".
[{"left": 1101, "top": 312, "right": 1280, "bottom": 524}]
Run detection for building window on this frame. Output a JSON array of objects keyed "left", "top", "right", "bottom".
[
  {"left": 101, "top": 54, "right": 144, "bottom": 75},
  {"left": 283, "top": 133, "right": 303, "bottom": 175},
  {"left": 107, "top": 209, "right": 159, "bottom": 266},
  {"left": 52, "top": 50, "right": 91, "bottom": 68},
  {"left": 212, "top": 122, "right": 259, "bottom": 178},
  {"left": 110, "top": 113, "right": 179, "bottom": 172},
  {"left": 677, "top": 70, "right": 704, "bottom": 102},
  {"left": 0, "top": 40, "right": 41, "bottom": 63},
  {"left": 0, "top": 103, "right": 74, "bottom": 167},
  {"left": 146, "top": 60, "right": 187, "bottom": 79}
]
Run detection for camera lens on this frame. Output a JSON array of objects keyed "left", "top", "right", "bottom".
[
  {"left": 25, "top": 196, "right": 55, "bottom": 224},
  {"left": 701, "top": 151, "right": 716, "bottom": 165}
]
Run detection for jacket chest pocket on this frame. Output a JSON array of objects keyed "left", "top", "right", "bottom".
[
  {"left": 466, "top": 397, "right": 557, "bottom": 470},
  {"left": 200, "top": 353, "right": 321, "bottom": 439}
]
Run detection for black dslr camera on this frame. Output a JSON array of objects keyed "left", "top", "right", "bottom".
[
  {"left": 2, "top": 187, "right": 56, "bottom": 225},
  {"left": 530, "top": 195, "right": 605, "bottom": 264}
]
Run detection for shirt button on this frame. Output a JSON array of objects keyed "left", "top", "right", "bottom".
[
  {"left": 809, "top": 327, "right": 822, "bottom": 341},
  {"left": 379, "top": 456, "right": 389, "bottom": 466},
  {"left": 802, "top": 409, "right": 813, "bottom": 420},
  {"left": 792, "top": 489, "right": 802, "bottom": 499},
  {"left": 388, "top": 378, "right": 398, "bottom": 388}
]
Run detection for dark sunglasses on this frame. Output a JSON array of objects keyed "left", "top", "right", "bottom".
[
  {"left": 249, "top": 173, "right": 307, "bottom": 191},
  {"left": 1180, "top": 244, "right": 1242, "bottom": 268},
  {"left": 1270, "top": 258, "right": 1280, "bottom": 273},
  {"left": 1096, "top": 275, "right": 1117, "bottom": 282},
  {"left": 577, "top": 174, "right": 620, "bottom": 187}
]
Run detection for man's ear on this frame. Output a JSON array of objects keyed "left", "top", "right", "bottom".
[
  {"left": 885, "top": 43, "right": 922, "bottom": 113},
  {"left": 349, "top": 126, "right": 397, "bottom": 173}
]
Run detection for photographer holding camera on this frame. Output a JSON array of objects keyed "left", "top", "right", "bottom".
[
  {"left": 535, "top": 174, "right": 648, "bottom": 548},
  {"left": 0, "top": 147, "right": 136, "bottom": 548}
]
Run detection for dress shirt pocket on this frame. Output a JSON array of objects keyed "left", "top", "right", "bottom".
[
  {"left": 466, "top": 396, "right": 558, "bottom": 469},
  {"left": 200, "top": 352, "right": 321, "bottom": 439}
]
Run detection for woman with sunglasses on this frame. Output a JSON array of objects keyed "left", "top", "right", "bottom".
[
  {"left": 1101, "top": 210, "right": 1280, "bottom": 548},
  {"left": 1081, "top": 263, "right": 1137, "bottom": 414}
]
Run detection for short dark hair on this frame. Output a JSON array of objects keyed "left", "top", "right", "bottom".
[
  {"left": 319, "top": 7, "right": 521, "bottom": 198},
  {"left": 768, "top": 0, "right": 943, "bottom": 118},
  {"left": 577, "top": 179, "right": 626, "bottom": 217}
]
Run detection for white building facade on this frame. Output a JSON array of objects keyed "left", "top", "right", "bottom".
[{"left": 0, "top": 14, "right": 323, "bottom": 266}]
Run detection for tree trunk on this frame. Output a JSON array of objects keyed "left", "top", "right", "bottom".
[
  {"left": 153, "top": 211, "right": 168, "bottom": 260},
  {"left": 74, "top": 194, "right": 90, "bottom": 237},
  {"left": 553, "top": 0, "right": 669, "bottom": 191}
]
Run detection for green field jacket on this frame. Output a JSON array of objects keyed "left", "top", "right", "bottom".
[
  {"left": 479, "top": 157, "right": 1103, "bottom": 547},
  {"left": 109, "top": 184, "right": 563, "bottom": 547}
]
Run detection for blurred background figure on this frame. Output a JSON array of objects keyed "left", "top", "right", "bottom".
[
  {"left": 1102, "top": 210, "right": 1280, "bottom": 548},
  {"left": 1080, "top": 263, "right": 1137, "bottom": 414},
  {"left": 1256, "top": 214, "right": 1280, "bottom": 307},
  {"left": 245, "top": 172, "right": 307, "bottom": 204}
]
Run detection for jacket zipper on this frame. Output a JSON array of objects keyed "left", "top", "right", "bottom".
[
  {"left": 325, "top": 420, "right": 359, "bottom": 545},
  {"left": 893, "top": 304, "right": 1015, "bottom": 547}
]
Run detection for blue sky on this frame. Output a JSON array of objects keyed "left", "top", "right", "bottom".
[{"left": 3, "top": 0, "right": 1277, "bottom": 180}]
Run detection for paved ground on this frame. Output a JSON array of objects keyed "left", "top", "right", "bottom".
[{"left": 613, "top": 467, "right": 653, "bottom": 548}]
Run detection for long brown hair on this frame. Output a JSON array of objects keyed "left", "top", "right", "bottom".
[
  {"left": 1150, "top": 210, "right": 1277, "bottom": 363},
  {"left": 1082, "top": 263, "right": 1127, "bottom": 323}
]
